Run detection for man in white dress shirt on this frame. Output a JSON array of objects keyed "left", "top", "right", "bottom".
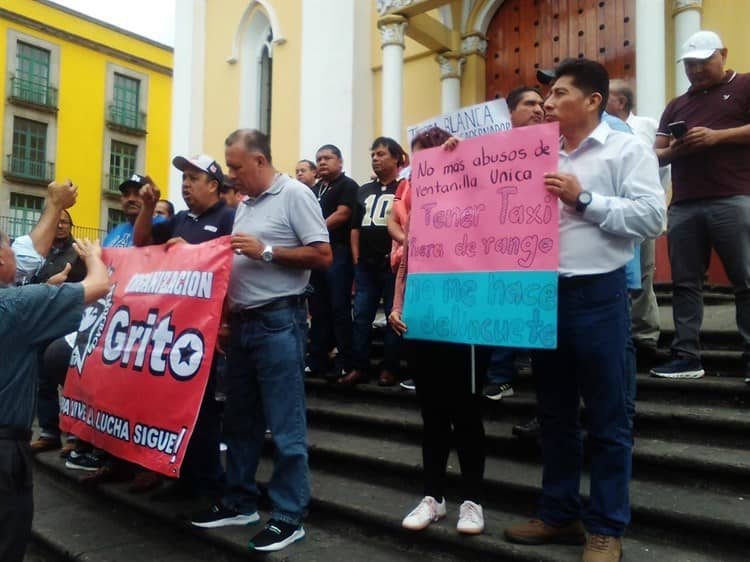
[
  {"left": 607, "top": 79, "right": 665, "bottom": 356},
  {"left": 504, "top": 59, "right": 665, "bottom": 562}
]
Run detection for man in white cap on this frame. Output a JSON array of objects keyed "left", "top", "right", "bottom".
[{"left": 651, "top": 31, "right": 750, "bottom": 383}]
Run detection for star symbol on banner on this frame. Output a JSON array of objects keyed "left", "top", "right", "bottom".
[{"left": 178, "top": 342, "right": 198, "bottom": 366}]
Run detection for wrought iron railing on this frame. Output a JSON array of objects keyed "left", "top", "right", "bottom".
[
  {"left": 9, "top": 76, "right": 58, "bottom": 108},
  {"left": 0, "top": 215, "right": 106, "bottom": 242},
  {"left": 106, "top": 103, "right": 147, "bottom": 133},
  {"left": 4, "top": 154, "right": 55, "bottom": 183}
]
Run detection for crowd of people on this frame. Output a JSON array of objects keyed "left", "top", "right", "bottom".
[{"left": 1, "top": 29, "right": 748, "bottom": 562}]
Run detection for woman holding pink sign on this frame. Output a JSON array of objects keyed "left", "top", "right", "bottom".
[{"left": 389, "top": 126, "right": 489, "bottom": 536}]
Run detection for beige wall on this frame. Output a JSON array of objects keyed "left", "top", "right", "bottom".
[{"left": 201, "top": 0, "right": 302, "bottom": 175}]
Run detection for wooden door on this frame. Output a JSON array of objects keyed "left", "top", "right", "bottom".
[{"left": 486, "top": 0, "right": 636, "bottom": 100}]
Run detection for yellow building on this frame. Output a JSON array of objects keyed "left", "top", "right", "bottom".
[
  {"left": 176, "top": 0, "right": 750, "bottom": 187},
  {"left": 0, "top": 0, "right": 172, "bottom": 238}
]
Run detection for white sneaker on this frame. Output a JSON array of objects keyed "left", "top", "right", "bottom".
[
  {"left": 456, "top": 500, "right": 484, "bottom": 535},
  {"left": 402, "top": 496, "right": 446, "bottom": 530}
]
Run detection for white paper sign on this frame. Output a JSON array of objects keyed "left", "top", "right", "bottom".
[{"left": 407, "top": 99, "right": 513, "bottom": 143}]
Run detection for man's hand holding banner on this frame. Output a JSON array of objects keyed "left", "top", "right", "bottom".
[{"left": 60, "top": 237, "right": 233, "bottom": 476}]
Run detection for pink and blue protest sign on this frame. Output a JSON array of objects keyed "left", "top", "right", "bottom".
[{"left": 402, "top": 122, "right": 560, "bottom": 348}]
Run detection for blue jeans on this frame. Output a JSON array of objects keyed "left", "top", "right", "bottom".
[
  {"left": 221, "top": 302, "right": 310, "bottom": 525},
  {"left": 308, "top": 245, "right": 353, "bottom": 372},
  {"left": 624, "top": 297, "right": 637, "bottom": 431},
  {"left": 351, "top": 264, "right": 401, "bottom": 374},
  {"left": 531, "top": 268, "right": 632, "bottom": 537}
]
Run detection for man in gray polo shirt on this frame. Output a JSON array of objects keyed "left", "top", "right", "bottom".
[{"left": 190, "top": 129, "right": 331, "bottom": 553}]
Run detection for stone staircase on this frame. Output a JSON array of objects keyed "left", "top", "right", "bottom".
[{"left": 30, "top": 296, "right": 749, "bottom": 561}]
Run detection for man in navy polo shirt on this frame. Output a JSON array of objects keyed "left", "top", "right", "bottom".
[
  {"left": 651, "top": 31, "right": 750, "bottom": 383},
  {"left": 134, "top": 154, "right": 235, "bottom": 247},
  {"left": 133, "top": 153, "right": 234, "bottom": 499}
]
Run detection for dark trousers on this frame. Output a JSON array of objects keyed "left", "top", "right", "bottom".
[
  {"left": 485, "top": 347, "right": 520, "bottom": 385},
  {"left": 308, "top": 245, "right": 354, "bottom": 373},
  {"left": 532, "top": 268, "right": 632, "bottom": 537},
  {"left": 37, "top": 337, "right": 72, "bottom": 438},
  {"left": 409, "top": 340, "right": 488, "bottom": 503},
  {"left": 351, "top": 264, "right": 401, "bottom": 374},
  {"left": 668, "top": 196, "right": 750, "bottom": 362},
  {"left": 180, "top": 363, "right": 224, "bottom": 495},
  {"left": 0, "top": 440, "right": 33, "bottom": 562}
]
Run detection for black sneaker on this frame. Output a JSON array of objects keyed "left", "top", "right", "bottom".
[
  {"left": 483, "top": 382, "right": 515, "bottom": 400},
  {"left": 65, "top": 451, "right": 105, "bottom": 472},
  {"left": 190, "top": 503, "right": 260, "bottom": 528},
  {"left": 512, "top": 417, "right": 540, "bottom": 439},
  {"left": 399, "top": 378, "right": 416, "bottom": 391},
  {"left": 650, "top": 357, "right": 705, "bottom": 379},
  {"left": 249, "top": 519, "right": 305, "bottom": 552}
]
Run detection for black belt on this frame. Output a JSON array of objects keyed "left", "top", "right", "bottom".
[
  {"left": 0, "top": 426, "right": 32, "bottom": 441},
  {"left": 558, "top": 268, "right": 625, "bottom": 290},
  {"left": 233, "top": 294, "right": 306, "bottom": 321}
]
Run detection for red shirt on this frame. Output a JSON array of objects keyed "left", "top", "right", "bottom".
[{"left": 658, "top": 71, "right": 750, "bottom": 204}]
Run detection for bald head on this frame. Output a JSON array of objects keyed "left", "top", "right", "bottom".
[
  {"left": 224, "top": 128, "right": 276, "bottom": 197},
  {"left": 606, "top": 79, "right": 633, "bottom": 120}
]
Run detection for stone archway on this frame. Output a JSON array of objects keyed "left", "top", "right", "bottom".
[{"left": 485, "top": 0, "right": 636, "bottom": 100}]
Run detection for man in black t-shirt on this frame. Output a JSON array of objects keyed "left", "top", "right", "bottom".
[
  {"left": 346, "top": 138, "right": 405, "bottom": 386},
  {"left": 308, "top": 145, "right": 358, "bottom": 380}
]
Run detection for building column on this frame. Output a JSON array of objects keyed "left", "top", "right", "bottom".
[
  {"left": 378, "top": 15, "right": 407, "bottom": 140},
  {"left": 300, "top": 0, "right": 373, "bottom": 183},
  {"left": 635, "top": 0, "right": 666, "bottom": 119},
  {"left": 460, "top": 33, "right": 488, "bottom": 107},
  {"left": 169, "top": 0, "right": 206, "bottom": 210},
  {"left": 672, "top": 0, "right": 702, "bottom": 95},
  {"left": 437, "top": 52, "right": 463, "bottom": 113}
]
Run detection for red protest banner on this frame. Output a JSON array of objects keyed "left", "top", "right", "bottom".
[{"left": 59, "top": 236, "right": 232, "bottom": 477}]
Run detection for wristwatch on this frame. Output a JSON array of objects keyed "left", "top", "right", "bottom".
[
  {"left": 575, "top": 190, "right": 592, "bottom": 213},
  {"left": 261, "top": 245, "right": 273, "bottom": 263}
]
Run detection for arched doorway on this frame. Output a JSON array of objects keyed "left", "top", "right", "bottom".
[{"left": 485, "top": 0, "right": 636, "bottom": 100}]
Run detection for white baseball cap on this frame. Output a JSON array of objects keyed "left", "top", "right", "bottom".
[
  {"left": 677, "top": 30, "right": 724, "bottom": 62},
  {"left": 172, "top": 154, "right": 224, "bottom": 185}
]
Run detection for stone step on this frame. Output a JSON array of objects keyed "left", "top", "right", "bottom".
[
  {"left": 366, "top": 335, "right": 747, "bottom": 375},
  {"left": 656, "top": 329, "right": 743, "bottom": 349},
  {"left": 32, "top": 452, "right": 453, "bottom": 562},
  {"left": 304, "top": 427, "right": 749, "bottom": 562},
  {"left": 305, "top": 379, "right": 750, "bottom": 449},
  {"left": 489, "top": 371, "right": 749, "bottom": 409},
  {"left": 305, "top": 393, "right": 750, "bottom": 494},
  {"left": 32, "top": 447, "right": 739, "bottom": 562},
  {"left": 32, "top": 462, "right": 249, "bottom": 562},
  {"left": 654, "top": 288, "right": 735, "bottom": 307},
  {"left": 630, "top": 373, "right": 748, "bottom": 407}
]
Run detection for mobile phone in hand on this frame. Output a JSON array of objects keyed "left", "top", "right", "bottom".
[{"left": 668, "top": 121, "right": 688, "bottom": 139}]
